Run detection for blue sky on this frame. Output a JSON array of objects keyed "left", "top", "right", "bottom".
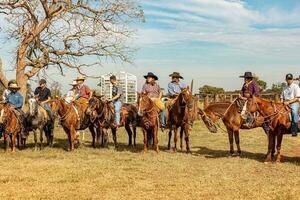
[{"left": 1, "top": 0, "right": 300, "bottom": 93}]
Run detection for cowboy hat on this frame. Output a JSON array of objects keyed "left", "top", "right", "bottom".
[
  {"left": 169, "top": 72, "right": 184, "bottom": 79},
  {"left": 70, "top": 80, "right": 78, "bottom": 86},
  {"left": 75, "top": 75, "right": 86, "bottom": 81},
  {"left": 8, "top": 83, "right": 21, "bottom": 90},
  {"left": 239, "top": 72, "right": 254, "bottom": 78},
  {"left": 144, "top": 72, "right": 158, "bottom": 80},
  {"left": 93, "top": 90, "right": 103, "bottom": 98}
]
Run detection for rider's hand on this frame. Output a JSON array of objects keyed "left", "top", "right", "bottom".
[{"left": 284, "top": 101, "right": 290, "bottom": 106}]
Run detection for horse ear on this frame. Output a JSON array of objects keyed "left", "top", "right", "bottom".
[{"left": 187, "top": 86, "right": 190, "bottom": 90}]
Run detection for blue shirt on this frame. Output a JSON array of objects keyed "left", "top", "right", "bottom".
[
  {"left": 168, "top": 81, "right": 186, "bottom": 97},
  {"left": 6, "top": 92, "right": 23, "bottom": 109}
]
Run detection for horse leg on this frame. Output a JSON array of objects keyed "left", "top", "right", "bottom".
[
  {"left": 33, "top": 130, "right": 38, "bottom": 151},
  {"left": 154, "top": 125, "right": 159, "bottom": 153},
  {"left": 112, "top": 128, "right": 117, "bottom": 149},
  {"left": 12, "top": 132, "right": 17, "bottom": 152},
  {"left": 143, "top": 129, "right": 147, "bottom": 153},
  {"left": 4, "top": 134, "right": 9, "bottom": 152},
  {"left": 103, "top": 129, "right": 109, "bottom": 148},
  {"left": 69, "top": 125, "right": 75, "bottom": 151},
  {"left": 265, "top": 133, "right": 274, "bottom": 163},
  {"left": 276, "top": 133, "right": 283, "bottom": 163},
  {"left": 227, "top": 129, "right": 234, "bottom": 156},
  {"left": 89, "top": 126, "right": 96, "bottom": 148},
  {"left": 271, "top": 133, "right": 276, "bottom": 159},
  {"left": 17, "top": 133, "right": 20, "bottom": 149},
  {"left": 184, "top": 126, "right": 190, "bottom": 153},
  {"left": 125, "top": 124, "right": 132, "bottom": 146},
  {"left": 173, "top": 128, "right": 178, "bottom": 152},
  {"left": 39, "top": 128, "right": 44, "bottom": 150},
  {"left": 180, "top": 127, "right": 184, "bottom": 151},
  {"left": 234, "top": 130, "right": 241, "bottom": 156},
  {"left": 133, "top": 125, "right": 137, "bottom": 147},
  {"left": 168, "top": 130, "right": 172, "bottom": 150}
]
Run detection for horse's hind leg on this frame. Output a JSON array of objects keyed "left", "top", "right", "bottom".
[
  {"left": 234, "top": 130, "right": 241, "bottom": 156},
  {"left": 227, "top": 129, "right": 234, "bottom": 156},
  {"left": 12, "top": 133, "right": 17, "bottom": 152},
  {"left": 133, "top": 126, "right": 137, "bottom": 147},
  {"left": 89, "top": 126, "right": 96, "bottom": 148},
  {"left": 168, "top": 130, "right": 172, "bottom": 150},
  {"left": 276, "top": 133, "right": 283, "bottom": 163},
  {"left": 111, "top": 128, "right": 117, "bottom": 148},
  {"left": 184, "top": 127, "right": 190, "bottom": 153},
  {"left": 154, "top": 126, "right": 159, "bottom": 153},
  {"left": 265, "top": 133, "right": 274, "bottom": 163},
  {"left": 39, "top": 128, "right": 44, "bottom": 150},
  {"left": 125, "top": 124, "right": 132, "bottom": 146},
  {"left": 173, "top": 128, "right": 178, "bottom": 152},
  {"left": 4, "top": 134, "right": 9, "bottom": 152},
  {"left": 180, "top": 127, "right": 184, "bottom": 151},
  {"left": 142, "top": 129, "right": 148, "bottom": 153},
  {"left": 33, "top": 130, "right": 38, "bottom": 151}
]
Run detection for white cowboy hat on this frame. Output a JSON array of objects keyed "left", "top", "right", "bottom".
[
  {"left": 8, "top": 83, "right": 21, "bottom": 90},
  {"left": 70, "top": 80, "right": 78, "bottom": 86},
  {"left": 75, "top": 75, "right": 86, "bottom": 81}
]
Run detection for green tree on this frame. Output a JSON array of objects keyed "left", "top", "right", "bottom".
[
  {"left": 265, "top": 82, "right": 286, "bottom": 94},
  {"left": 199, "top": 85, "right": 225, "bottom": 95},
  {"left": 253, "top": 74, "right": 267, "bottom": 92}
]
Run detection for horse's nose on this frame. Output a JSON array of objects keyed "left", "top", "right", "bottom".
[{"left": 138, "top": 111, "right": 143, "bottom": 117}]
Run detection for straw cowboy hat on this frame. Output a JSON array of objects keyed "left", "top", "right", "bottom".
[
  {"left": 144, "top": 72, "right": 158, "bottom": 80},
  {"left": 70, "top": 80, "right": 78, "bottom": 86},
  {"left": 169, "top": 72, "right": 184, "bottom": 79},
  {"left": 8, "top": 83, "right": 21, "bottom": 90},
  {"left": 239, "top": 72, "right": 254, "bottom": 79},
  {"left": 75, "top": 75, "right": 86, "bottom": 81}
]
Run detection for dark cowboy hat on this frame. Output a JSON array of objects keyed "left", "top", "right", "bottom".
[
  {"left": 169, "top": 72, "right": 184, "bottom": 79},
  {"left": 239, "top": 72, "right": 254, "bottom": 79},
  {"left": 8, "top": 83, "right": 21, "bottom": 90},
  {"left": 39, "top": 79, "right": 47, "bottom": 84},
  {"left": 144, "top": 72, "right": 158, "bottom": 80}
]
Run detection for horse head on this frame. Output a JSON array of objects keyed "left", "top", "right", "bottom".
[
  {"left": 180, "top": 88, "right": 193, "bottom": 106},
  {"left": 28, "top": 98, "right": 39, "bottom": 117},
  {"left": 49, "top": 96, "right": 64, "bottom": 116},
  {"left": 137, "top": 92, "right": 152, "bottom": 117},
  {"left": 242, "top": 96, "right": 259, "bottom": 117},
  {"left": 86, "top": 96, "right": 101, "bottom": 118},
  {"left": 198, "top": 108, "right": 218, "bottom": 133}
]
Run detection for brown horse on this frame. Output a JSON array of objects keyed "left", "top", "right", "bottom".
[
  {"left": 0, "top": 103, "right": 22, "bottom": 152},
  {"left": 120, "top": 103, "right": 139, "bottom": 146},
  {"left": 86, "top": 96, "right": 117, "bottom": 148},
  {"left": 50, "top": 97, "right": 95, "bottom": 151},
  {"left": 137, "top": 93, "right": 159, "bottom": 153},
  {"left": 244, "top": 96, "right": 294, "bottom": 162},
  {"left": 199, "top": 99, "right": 267, "bottom": 156},
  {"left": 167, "top": 88, "right": 196, "bottom": 153}
]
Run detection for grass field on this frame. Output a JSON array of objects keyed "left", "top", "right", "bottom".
[{"left": 0, "top": 120, "right": 300, "bottom": 200}]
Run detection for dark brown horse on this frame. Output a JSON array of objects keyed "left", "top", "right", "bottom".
[
  {"left": 50, "top": 97, "right": 95, "bottom": 151},
  {"left": 137, "top": 93, "right": 159, "bottom": 153},
  {"left": 120, "top": 103, "right": 139, "bottom": 146},
  {"left": 0, "top": 103, "right": 22, "bottom": 152},
  {"left": 168, "top": 88, "right": 196, "bottom": 153},
  {"left": 244, "top": 96, "right": 294, "bottom": 162},
  {"left": 86, "top": 97, "right": 117, "bottom": 148},
  {"left": 199, "top": 99, "right": 267, "bottom": 156}
]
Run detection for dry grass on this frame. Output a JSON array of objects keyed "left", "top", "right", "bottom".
[{"left": 0, "top": 121, "right": 300, "bottom": 200}]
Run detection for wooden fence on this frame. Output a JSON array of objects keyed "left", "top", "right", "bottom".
[{"left": 195, "top": 93, "right": 280, "bottom": 109}]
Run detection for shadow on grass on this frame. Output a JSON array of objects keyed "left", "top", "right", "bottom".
[{"left": 192, "top": 146, "right": 300, "bottom": 165}]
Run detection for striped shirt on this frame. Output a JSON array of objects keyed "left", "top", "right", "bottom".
[{"left": 141, "top": 82, "right": 161, "bottom": 98}]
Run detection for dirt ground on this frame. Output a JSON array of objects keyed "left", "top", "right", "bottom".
[{"left": 0, "top": 121, "right": 300, "bottom": 200}]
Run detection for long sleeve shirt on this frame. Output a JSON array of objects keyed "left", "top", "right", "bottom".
[
  {"left": 6, "top": 92, "right": 23, "bottom": 109},
  {"left": 141, "top": 82, "right": 161, "bottom": 98},
  {"left": 241, "top": 81, "right": 260, "bottom": 97},
  {"left": 168, "top": 81, "right": 186, "bottom": 97}
]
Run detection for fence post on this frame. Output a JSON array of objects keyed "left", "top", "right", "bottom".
[
  {"left": 204, "top": 96, "right": 209, "bottom": 109},
  {"left": 214, "top": 94, "right": 219, "bottom": 102},
  {"left": 275, "top": 94, "right": 280, "bottom": 103}
]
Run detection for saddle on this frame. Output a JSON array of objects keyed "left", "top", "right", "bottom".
[{"left": 38, "top": 105, "right": 50, "bottom": 122}]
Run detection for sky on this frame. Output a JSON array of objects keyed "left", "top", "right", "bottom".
[{"left": 1, "top": 0, "right": 300, "bottom": 93}]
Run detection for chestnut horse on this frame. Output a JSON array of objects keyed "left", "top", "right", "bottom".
[
  {"left": 0, "top": 103, "right": 22, "bottom": 152},
  {"left": 199, "top": 99, "right": 267, "bottom": 156},
  {"left": 137, "top": 93, "right": 159, "bottom": 153},
  {"left": 50, "top": 97, "right": 95, "bottom": 151},
  {"left": 243, "top": 96, "right": 295, "bottom": 162},
  {"left": 120, "top": 103, "right": 139, "bottom": 146},
  {"left": 86, "top": 97, "right": 117, "bottom": 148},
  {"left": 168, "top": 88, "right": 196, "bottom": 153}
]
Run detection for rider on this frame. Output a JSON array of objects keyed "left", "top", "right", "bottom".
[
  {"left": 74, "top": 76, "right": 92, "bottom": 104},
  {"left": 108, "top": 75, "right": 123, "bottom": 127},
  {"left": 5, "top": 82, "right": 27, "bottom": 136},
  {"left": 34, "top": 79, "right": 54, "bottom": 128},
  {"left": 141, "top": 72, "right": 166, "bottom": 127},
  {"left": 165, "top": 72, "right": 187, "bottom": 127},
  {"left": 65, "top": 80, "right": 78, "bottom": 104},
  {"left": 281, "top": 73, "right": 300, "bottom": 137},
  {"left": 2, "top": 80, "right": 17, "bottom": 101},
  {"left": 239, "top": 72, "right": 260, "bottom": 128}
]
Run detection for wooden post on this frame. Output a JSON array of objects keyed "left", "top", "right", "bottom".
[
  {"left": 204, "top": 96, "right": 209, "bottom": 109},
  {"left": 214, "top": 94, "right": 219, "bottom": 102},
  {"left": 229, "top": 94, "right": 233, "bottom": 102},
  {"left": 275, "top": 94, "right": 280, "bottom": 103}
]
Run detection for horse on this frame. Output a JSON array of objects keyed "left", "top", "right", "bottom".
[
  {"left": 50, "top": 97, "right": 95, "bottom": 151},
  {"left": 120, "top": 103, "right": 139, "bottom": 146},
  {"left": 243, "top": 96, "right": 295, "bottom": 162},
  {"left": 86, "top": 96, "right": 117, "bottom": 148},
  {"left": 199, "top": 99, "right": 267, "bottom": 156},
  {"left": 27, "top": 98, "right": 54, "bottom": 150},
  {"left": 167, "top": 88, "right": 196, "bottom": 153},
  {"left": 137, "top": 92, "right": 159, "bottom": 153},
  {"left": 0, "top": 103, "right": 22, "bottom": 152}
]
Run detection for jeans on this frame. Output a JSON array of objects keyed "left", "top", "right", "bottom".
[
  {"left": 113, "top": 100, "right": 122, "bottom": 126},
  {"left": 290, "top": 102, "right": 299, "bottom": 133},
  {"left": 161, "top": 109, "right": 166, "bottom": 125}
]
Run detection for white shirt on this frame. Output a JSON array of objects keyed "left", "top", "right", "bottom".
[
  {"left": 281, "top": 82, "right": 300, "bottom": 101},
  {"left": 65, "top": 90, "right": 75, "bottom": 104}
]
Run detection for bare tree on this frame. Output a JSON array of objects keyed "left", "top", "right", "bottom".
[{"left": 0, "top": 0, "right": 144, "bottom": 96}]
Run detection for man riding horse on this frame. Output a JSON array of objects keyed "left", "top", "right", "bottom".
[
  {"left": 165, "top": 72, "right": 187, "bottom": 127},
  {"left": 34, "top": 79, "right": 54, "bottom": 129},
  {"left": 74, "top": 76, "right": 92, "bottom": 105},
  {"left": 281, "top": 73, "right": 300, "bottom": 137},
  {"left": 108, "top": 75, "right": 123, "bottom": 127},
  {"left": 141, "top": 72, "right": 165, "bottom": 127}
]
